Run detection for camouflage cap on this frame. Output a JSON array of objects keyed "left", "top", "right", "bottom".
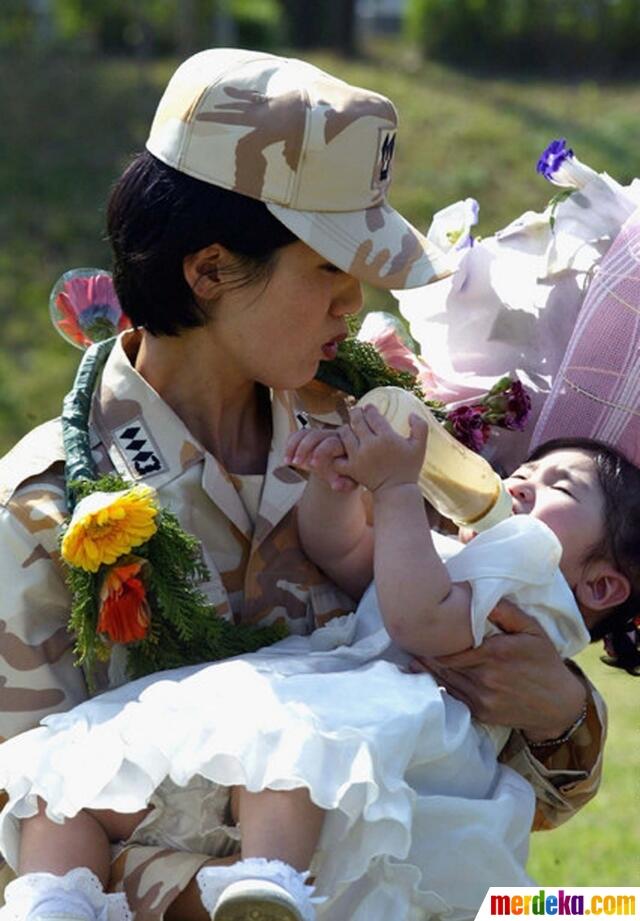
[{"left": 146, "top": 48, "right": 453, "bottom": 289}]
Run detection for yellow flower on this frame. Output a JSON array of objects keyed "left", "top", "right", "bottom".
[{"left": 61, "top": 485, "right": 159, "bottom": 572}]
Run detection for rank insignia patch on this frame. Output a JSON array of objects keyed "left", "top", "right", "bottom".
[{"left": 114, "top": 419, "right": 166, "bottom": 477}]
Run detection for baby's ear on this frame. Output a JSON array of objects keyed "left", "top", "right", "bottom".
[{"left": 575, "top": 559, "right": 630, "bottom": 615}]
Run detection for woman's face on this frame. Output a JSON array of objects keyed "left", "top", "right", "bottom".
[
  {"left": 215, "top": 241, "right": 363, "bottom": 390},
  {"left": 504, "top": 448, "right": 605, "bottom": 587}
]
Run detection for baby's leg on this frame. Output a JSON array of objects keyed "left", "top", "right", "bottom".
[
  {"left": 19, "top": 799, "right": 149, "bottom": 882},
  {"left": 235, "top": 787, "right": 324, "bottom": 870},
  {"left": 2, "top": 801, "right": 149, "bottom": 921},
  {"left": 197, "top": 786, "right": 323, "bottom": 921}
]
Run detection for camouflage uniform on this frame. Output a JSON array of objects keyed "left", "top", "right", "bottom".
[
  {"left": 145, "top": 48, "right": 456, "bottom": 291},
  {"left": 0, "top": 334, "right": 606, "bottom": 918}
]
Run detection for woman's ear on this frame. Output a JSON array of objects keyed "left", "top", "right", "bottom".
[
  {"left": 575, "top": 559, "right": 630, "bottom": 620},
  {"left": 183, "top": 244, "right": 228, "bottom": 300}
]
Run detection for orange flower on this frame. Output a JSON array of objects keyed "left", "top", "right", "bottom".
[{"left": 98, "top": 560, "right": 150, "bottom": 644}]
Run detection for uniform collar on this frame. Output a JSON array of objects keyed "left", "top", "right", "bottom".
[
  {"left": 91, "top": 331, "right": 310, "bottom": 543},
  {"left": 91, "top": 331, "right": 205, "bottom": 488}
]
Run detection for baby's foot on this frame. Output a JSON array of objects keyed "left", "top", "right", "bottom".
[
  {"left": 212, "top": 877, "right": 304, "bottom": 921},
  {"left": 197, "top": 859, "right": 316, "bottom": 921},
  {"left": 1, "top": 869, "right": 131, "bottom": 921}
]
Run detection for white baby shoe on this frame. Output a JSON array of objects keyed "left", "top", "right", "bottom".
[
  {"left": 197, "top": 859, "right": 316, "bottom": 921},
  {"left": 1, "top": 869, "right": 131, "bottom": 921},
  {"left": 212, "top": 877, "right": 304, "bottom": 921}
]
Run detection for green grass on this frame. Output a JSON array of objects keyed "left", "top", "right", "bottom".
[
  {"left": 2, "top": 49, "right": 640, "bottom": 452},
  {"left": 1, "top": 44, "right": 639, "bottom": 885},
  {"left": 528, "top": 645, "right": 639, "bottom": 886}
]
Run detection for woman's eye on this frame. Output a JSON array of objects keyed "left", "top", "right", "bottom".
[
  {"left": 553, "top": 485, "right": 573, "bottom": 496},
  {"left": 321, "top": 263, "right": 342, "bottom": 275}
]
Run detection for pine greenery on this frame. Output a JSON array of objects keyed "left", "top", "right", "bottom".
[
  {"left": 66, "top": 565, "right": 104, "bottom": 687},
  {"left": 315, "top": 336, "right": 427, "bottom": 400},
  {"left": 62, "top": 474, "right": 288, "bottom": 687}
]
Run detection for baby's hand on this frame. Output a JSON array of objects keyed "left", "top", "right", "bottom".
[
  {"left": 284, "top": 428, "right": 358, "bottom": 492},
  {"left": 334, "top": 405, "right": 428, "bottom": 494}
]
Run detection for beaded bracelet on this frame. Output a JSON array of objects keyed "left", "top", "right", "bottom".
[{"left": 526, "top": 703, "right": 588, "bottom": 749}]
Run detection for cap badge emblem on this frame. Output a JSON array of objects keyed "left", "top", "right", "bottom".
[{"left": 373, "top": 129, "right": 396, "bottom": 189}]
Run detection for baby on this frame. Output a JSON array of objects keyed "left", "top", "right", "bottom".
[
  {"left": 289, "top": 406, "right": 637, "bottom": 663},
  {"left": 0, "top": 409, "right": 638, "bottom": 921}
]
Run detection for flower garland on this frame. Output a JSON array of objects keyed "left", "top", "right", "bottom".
[
  {"left": 56, "top": 316, "right": 287, "bottom": 686},
  {"left": 60, "top": 472, "right": 287, "bottom": 688}
]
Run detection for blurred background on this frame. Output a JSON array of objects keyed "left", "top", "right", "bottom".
[{"left": 1, "top": 0, "right": 638, "bottom": 887}]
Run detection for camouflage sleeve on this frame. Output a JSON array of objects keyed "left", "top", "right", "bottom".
[
  {"left": 0, "top": 483, "right": 89, "bottom": 742},
  {"left": 499, "top": 664, "right": 606, "bottom": 831}
]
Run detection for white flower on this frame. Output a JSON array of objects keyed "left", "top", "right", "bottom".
[{"left": 426, "top": 198, "right": 479, "bottom": 252}]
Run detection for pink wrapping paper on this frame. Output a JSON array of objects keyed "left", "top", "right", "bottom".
[{"left": 531, "top": 208, "right": 640, "bottom": 463}]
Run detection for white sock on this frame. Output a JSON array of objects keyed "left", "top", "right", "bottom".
[
  {"left": 196, "top": 858, "right": 318, "bottom": 921},
  {"left": 29, "top": 889, "right": 99, "bottom": 921},
  {"left": 1, "top": 869, "right": 131, "bottom": 921}
]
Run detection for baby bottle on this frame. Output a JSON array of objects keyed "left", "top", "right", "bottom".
[{"left": 357, "top": 387, "right": 512, "bottom": 531}]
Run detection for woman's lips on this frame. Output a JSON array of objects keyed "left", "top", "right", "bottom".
[
  {"left": 322, "top": 341, "right": 339, "bottom": 360},
  {"left": 321, "top": 334, "right": 346, "bottom": 361}
]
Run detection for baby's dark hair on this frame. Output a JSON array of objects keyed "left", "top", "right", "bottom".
[{"left": 528, "top": 437, "right": 640, "bottom": 675}]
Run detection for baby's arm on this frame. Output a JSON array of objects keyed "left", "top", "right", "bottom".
[
  {"left": 336, "top": 406, "right": 474, "bottom": 657},
  {"left": 285, "top": 428, "right": 374, "bottom": 600}
]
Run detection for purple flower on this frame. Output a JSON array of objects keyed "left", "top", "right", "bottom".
[
  {"left": 446, "top": 405, "right": 491, "bottom": 453},
  {"left": 480, "top": 377, "right": 532, "bottom": 431},
  {"left": 503, "top": 380, "right": 532, "bottom": 431},
  {"left": 537, "top": 138, "right": 574, "bottom": 181},
  {"left": 536, "top": 139, "right": 597, "bottom": 191}
]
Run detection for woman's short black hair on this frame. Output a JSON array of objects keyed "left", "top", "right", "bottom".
[
  {"left": 528, "top": 436, "right": 640, "bottom": 675},
  {"left": 106, "top": 150, "right": 298, "bottom": 336}
]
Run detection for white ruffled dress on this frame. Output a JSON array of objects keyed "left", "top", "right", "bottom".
[{"left": 0, "top": 517, "right": 590, "bottom": 921}]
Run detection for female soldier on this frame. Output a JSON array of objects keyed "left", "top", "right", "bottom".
[{"left": 0, "top": 48, "right": 603, "bottom": 921}]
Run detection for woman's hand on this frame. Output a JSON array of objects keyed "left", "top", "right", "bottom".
[
  {"left": 409, "top": 599, "right": 587, "bottom": 742},
  {"left": 285, "top": 428, "right": 357, "bottom": 492}
]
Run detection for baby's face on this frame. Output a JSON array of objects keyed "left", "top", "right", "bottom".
[{"left": 504, "top": 448, "right": 605, "bottom": 589}]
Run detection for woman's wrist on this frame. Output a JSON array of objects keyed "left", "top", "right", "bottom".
[
  {"left": 523, "top": 672, "right": 588, "bottom": 747},
  {"left": 526, "top": 702, "right": 588, "bottom": 751}
]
